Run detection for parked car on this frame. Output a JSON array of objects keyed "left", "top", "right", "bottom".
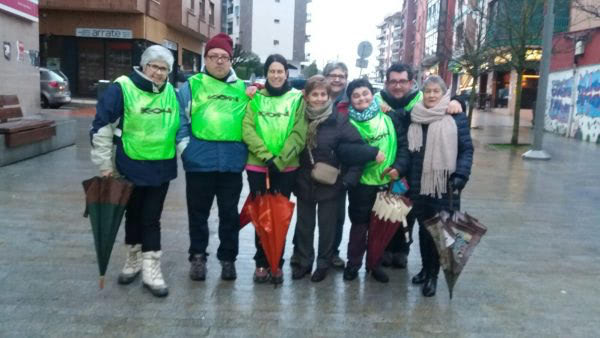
[{"left": 40, "top": 67, "right": 71, "bottom": 108}]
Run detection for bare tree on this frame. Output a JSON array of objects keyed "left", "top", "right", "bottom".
[
  {"left": 447, "top": 0, "right": 490, "bottom": 128},
  {"left": 573, "top": 0, "right": 600, "bottom": 18},
  {"left": 488, "top": 0, "right": 545, "bottom": 145}
]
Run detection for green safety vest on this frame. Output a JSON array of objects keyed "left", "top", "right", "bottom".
[
  {"left": 375, "top": 90, "right": 423, "bottom": 112},
  {"left": 116, "top": 76, "right": 180, "bottom": 160},
  {"left": 350, "top": 111, "right": 397, "bottom": 186},
  {"left": 188, "top": 73, "right": 249, "bottom": 141},
  {"left": 250, "top": 89, "right": 303, "bottom": 156}
]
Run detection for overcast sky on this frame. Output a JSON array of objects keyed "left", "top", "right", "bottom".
[{"left": 307, "top": 0, "right": 403, "bottom": 80}]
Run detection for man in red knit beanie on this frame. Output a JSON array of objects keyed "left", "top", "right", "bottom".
[{"left": 176, "top": 32, "right": 250, "bottom": 283}]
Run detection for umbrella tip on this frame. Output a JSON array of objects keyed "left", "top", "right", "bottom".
[{"left": 99, "top": 276, "right": 105, "bottom": 289}]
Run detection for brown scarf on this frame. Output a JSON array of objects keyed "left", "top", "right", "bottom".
[
  {"left": 305, "top": 100, "right": 333, "bottom": 150},
  {"left": 408, "top": 93, "right": 457, "bottom": 198}
]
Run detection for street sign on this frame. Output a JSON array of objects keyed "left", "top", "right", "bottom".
[
  {"left": 356, "top": 58, "right": 368, "bottom": 69},
  {"left": 357, "top": 41, "right": 373, "bottom": 58}
]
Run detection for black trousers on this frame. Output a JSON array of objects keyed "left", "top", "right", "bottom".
[
  {"left": 247, "top": 170, "right": 296, "bottom": 269},
  {"left": 293, "top": 196, "right": 338, "bottom": 269},
  {"left": 332, "top": 190, "right": 347, "bottom": 255},
  {"left": 411, "top": 196, "right": 449, "bottom": 278},
  {"left": 385, "top": 212, "right": 416, "bottom": 254},
  {"left": 186, "top": 171, "right": 243, "bottom": 262},
  {"left": 124, "top": 183, "right": 170, "bottom": 252}
]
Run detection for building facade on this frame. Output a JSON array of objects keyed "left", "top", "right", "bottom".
[
  {"left": 545, "top": 1, "right": 600, "bottom": 143},
  {"left": 0, "top": 0, "right": 40, "bottom": 114},
  {"left": 39, "top": 0, "right": 222, "bottom": 97},
  {"left": 376, "top": 12, "right": 403, "bottom": 81},
  {"left": 226, "top": 0, "right": 307, "bottom": 68}
]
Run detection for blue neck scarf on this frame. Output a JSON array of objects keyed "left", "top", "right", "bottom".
[{"left": 348, "top": 99, "right": 380, "bottom": 122}]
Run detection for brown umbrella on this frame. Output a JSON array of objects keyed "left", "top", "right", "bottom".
[{"left": 424, "top": 192, "right": 487, "bottom": 298}]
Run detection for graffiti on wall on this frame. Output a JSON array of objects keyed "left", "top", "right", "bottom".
[
  {"left": 546, "top": 65, "right": 600, "bottom": 144},
  {"left": 574, "top": 67, "right": 600, "bottom": 143},
  {"left": 545, "top": 71, "right": 572, "bottom": 136}
]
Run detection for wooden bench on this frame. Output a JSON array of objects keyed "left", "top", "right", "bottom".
[{"left": 0, "top": 95, "right": 56, "bottom": 148}]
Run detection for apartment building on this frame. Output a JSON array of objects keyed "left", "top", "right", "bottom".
[
  {"left": 375, "top": 12, "right": 403, "bottom": 81},
  {"left": 38, "top": 0, "right": 222, "bottom": 97},
  {"left": 225, "top": 0, "right": 307, "bottom": 68}
]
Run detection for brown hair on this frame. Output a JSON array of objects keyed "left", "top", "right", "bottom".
[{"left": 304, "top": 75, "right": 331, "bottom": 97}]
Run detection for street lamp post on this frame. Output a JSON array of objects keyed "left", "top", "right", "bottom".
[{"left": 523, "top": 0, "right": 554, "bottom": 160}]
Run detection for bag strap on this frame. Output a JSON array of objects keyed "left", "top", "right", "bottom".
[{"left": 448, "top": 180, "right": 461, "bottom": 212}]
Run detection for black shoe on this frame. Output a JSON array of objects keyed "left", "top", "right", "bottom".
[
  {"left": 381, "top": 251, "right": 393, "bottom": 267},
  {"left": 220, "top": 261, "right": 237, "bottom": 281},
  {"left": 189, "top": 254, "right": 207, "bottom": 281},
  {"left": 270, "top": 269, "right": 284, "bottom": 285},
  {"left": 292, "top": 265, "right": 311, "bottom": 280},
  {"left": 370, "top": 267, "right": 389, "bottom": 283},
  {"left": 391, "top": 252, "right": 408, "bottom": 269},
  {"left": 422, "top": 277, "right": 437, "bottom": 297},
  {"left": 411, "top": 269, "right": 427, "bottom": 284},
  {"left": 343, "top": 266, "right": 359, "bottom": 281},
  {"left": 310, "top": 268, "right": 328, "bottom": 282}
]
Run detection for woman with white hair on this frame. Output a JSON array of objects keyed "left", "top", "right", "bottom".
[
  {"left": 90, "top": 44, "right": 180, "bottom": 297},
  {"left": 406, "top": 75, "right": 473, "bottom": 297}
]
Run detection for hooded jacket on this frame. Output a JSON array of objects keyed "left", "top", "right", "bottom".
[{"left": 90, "top": 68, "right": 178, "bottom": 186}]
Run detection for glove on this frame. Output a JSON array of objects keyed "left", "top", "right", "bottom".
[
  {"left": 449, "top": 174, "right": 467, "bottom": 191},
  {"left": 265, "top": 157, "right": 280, "bottom": 173}
]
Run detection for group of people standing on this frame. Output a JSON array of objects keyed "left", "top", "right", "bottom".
[{"left": 90, "top": 32, "right": 473, "bottom": 298}]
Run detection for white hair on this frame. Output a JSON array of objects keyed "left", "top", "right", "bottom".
[
  {"left": 422, "top": 75, "right": 447, "bottom": 94},
  {"left": 140, "top": 45, "right": 174, "bottom": 73}
]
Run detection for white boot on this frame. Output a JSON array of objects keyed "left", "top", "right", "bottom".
[
  {"left": 142, "top": 251, "right": 168, "bottom": 297},
  {"left": 118, "top": 244, "right": 142, "bottom": 285}
]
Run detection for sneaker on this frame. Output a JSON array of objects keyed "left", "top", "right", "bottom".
[
  {"left": 220, "top": 261, "right": 237, "bottom": 281},
  {"left": 330, "top": 254, "right": 345, "bottom": 269},
  {"left": 292, "top": 265, "right": 311, "bottom": 280},
  {"left": 253, "top": 267, "right": 270, "bottom": 283},
  {"left": 270, "top": 269, "right": 284, "bottom": 285},
  {"left": 118, "top": 244, "right": 142, "bottom": 285},
  {"left": 142, "top": 251, "right": 168, "bottom": 297},
  {"left": 370, "top": 267, "right": 389, "bottom": 283},
  {"left": 391, "top": 252, "right": 408, "bottom": 269},
  {"left": 310, "top": 268, "right": 328, "bottom": 283},
  {"left": 343, "top": 266, "right": 359, "bottom": 281},
  {"left": 189, "top": 254, "right": 207, "bottom": 281},
  {"left": 381, "top": 251, "right": 393, "bottom": 267}
]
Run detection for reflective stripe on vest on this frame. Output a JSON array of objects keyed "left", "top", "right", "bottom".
[
  {"left": 189, "top": 73, "right": 248, "bottom": 141},
  {"left": 116, "top": 75, "right": 180, "bottom": 160},
  {"left": 350, "top": 111, "right": 397, "bottom": 186},
  {"left": 250, "top": 89, "right": 303, "bottom": 156}
]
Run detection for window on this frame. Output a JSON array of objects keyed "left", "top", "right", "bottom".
[
  {"left": 273, "top": 40, "right": 280, "bottom": 46},
  {"left": 227, "top": 21, "right": 233, "bottom": 34},
  {"left": 190, "top": 0, "right": 195, "bottom": 9},
  {"left": 200, "top": 0, "right": 205, "bottom": 19},
  {"left": 275, "top": 0, "right": 280, "bottom": 2},
  {"left": 274, "top": 19, "right": 280, "bottom": 24},
  {"left": 209, "top": 1, "right": 215, "bottom": 25}
]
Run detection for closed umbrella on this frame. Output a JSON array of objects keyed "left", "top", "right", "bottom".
[{"left": 82, "top": 176, "right": 134, "bottom": 289}]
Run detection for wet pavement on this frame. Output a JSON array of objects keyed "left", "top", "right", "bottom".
[{"left": 1, "top": 105, "right": 599, "bottom": 337}]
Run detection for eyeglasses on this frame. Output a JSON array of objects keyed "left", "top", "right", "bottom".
[
  {"left": 387, "top": 79, "right": 411, "bottom": 86},
  {"left": 206, "top": 54, "right": 231, "bottom": 63},
  {"left": 327, "top": 74, "right": 346, "bottom": 80},
  {"left": 147, "top": 63, "right": 169, "bottom": 73}
]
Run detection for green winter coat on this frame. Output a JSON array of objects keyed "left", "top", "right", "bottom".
[{"left": 242, "top": 88, "right": 307, "bottom": 170}]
